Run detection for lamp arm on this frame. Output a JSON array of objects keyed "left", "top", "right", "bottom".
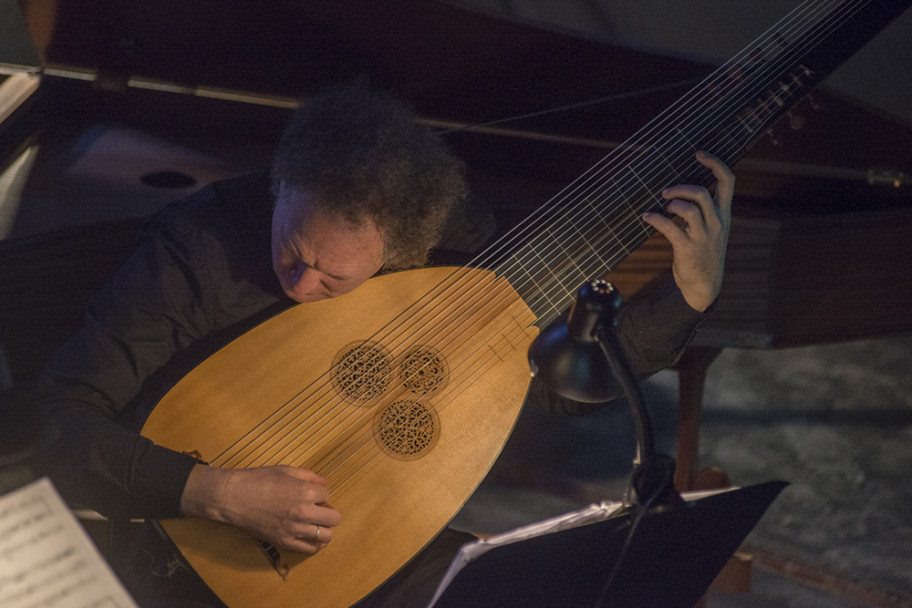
[
  {"left": 594, "top": 325, "right": 655, "bottom": 467},
  {"left": 595, "top": 323, "right": 681, "bottom": 507}
]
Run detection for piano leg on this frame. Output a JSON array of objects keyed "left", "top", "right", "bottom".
[{"left": 673, "top": 346, "right": 723, "bottom": 492}]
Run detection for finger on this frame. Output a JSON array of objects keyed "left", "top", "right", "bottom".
[
  {"left": 275, "top": 536, "right": 324, "bottom": 555},
  {"left": 662, "top": 182, "right": 718, "bottom": 226},
  {"left": 286, "top": 498, "right": 341, "bottom": 535},
  {"left": 274, "top": 465, "right": 327, "bottom": 485},
  {"left": 696, "top": 150, "right": 735, "bottom": 215},
  {"left": 274, "top": 518, "right": 338, "bottom": 554},
  {"left": 308, "top": 523, "right": 335, "bottom": 544},
  {"left": 272, "top": 466, "right": 334, "bottom": 505},
  {"left": 663, "top": 198, "right": 709, "bottom": 235},
  {"left": 286, "top": 521, "right": 337, "bottom": 553},
  {"left": 309, "top": 503, "right": 342, "bottom": 528},
  {"left": 642, "top": 210, "right": 688, "bottom": 248}
]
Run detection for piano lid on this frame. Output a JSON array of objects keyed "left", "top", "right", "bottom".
[
  {"left": 9, "top": 0, "right": 909, "bottom": 207},
  {"left": 15, "top": 0, "right": 716, "bottom": 138}
]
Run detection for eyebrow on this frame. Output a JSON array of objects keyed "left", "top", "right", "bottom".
[
  {"left": 325, "top": 271, "right": 352, "bottom": 282},
  {"left": 289, "top": 241, "right": 351, "bottom": 283},
  {"left": 303, "top": 259, "right": 350, "bottom": 283},
  {"left": 307, "top": 258, "right": 353, "bottom": 283}
]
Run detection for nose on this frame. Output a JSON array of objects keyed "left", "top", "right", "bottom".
[{"left": 288, "top": 264, "right": 321, "bottom": 297}]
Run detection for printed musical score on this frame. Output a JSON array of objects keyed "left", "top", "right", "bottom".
[{"left": 0, "top": 477, "right": 138, "bottom": 608}]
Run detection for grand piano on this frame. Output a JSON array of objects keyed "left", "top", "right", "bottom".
[{"left": 1, "top": 0, "right": 911, "bottom": 602}]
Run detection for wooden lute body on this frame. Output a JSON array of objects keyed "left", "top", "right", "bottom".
[
  {"left": 140, "top": 1, "right": 910, "bottom": 605},
  {"left": 141, "top": 266, "right": 537, "bottom": 607}
]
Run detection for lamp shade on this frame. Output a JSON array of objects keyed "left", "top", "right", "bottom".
[{"left": 528, "top": 280, "right": 623, "bottom": 404}]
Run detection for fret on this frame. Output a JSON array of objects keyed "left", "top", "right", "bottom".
[
  {"left": 533, "top": 227, "right": 584, "bottom": 295},
  {"left": 620, "top": 167, "right": 661, "bottom": 220},
  {"left": 583, "top": 194, "right": 612, "bottom": 233},
  {"left": 656, "top": 147, "right": 686, "bottom": 184},
  {"left": 587, "top": 193, "right": 628, "bottom": 254},
  {"left": 503, "top": 252, "right": 562, "bottom": 319}
]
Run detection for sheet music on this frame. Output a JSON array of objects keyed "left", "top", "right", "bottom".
[
  {"left": 0, "top": 477, "right": 138, "bottom": 608},
  {"left": 428, "top": 487, "right": 738, "bottom": 607},
  {"left": 428, "top": 500, "right": 627, "bottom": 607}
]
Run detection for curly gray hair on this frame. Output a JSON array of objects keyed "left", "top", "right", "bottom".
[{"left": 270, "top": 83, "right": 466, "bottom": 271}]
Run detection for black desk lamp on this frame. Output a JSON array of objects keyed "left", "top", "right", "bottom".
[{"left": 528, "top": 279, "right": 680, "bottom": 507}]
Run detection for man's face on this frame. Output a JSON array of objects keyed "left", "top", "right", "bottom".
[{"left": 271, "top": 184, "right": 385, "bottom": 303}]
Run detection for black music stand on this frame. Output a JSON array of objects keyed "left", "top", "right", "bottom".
[{"left": 430, "top": 480, "right": 786, "bottom": 608}]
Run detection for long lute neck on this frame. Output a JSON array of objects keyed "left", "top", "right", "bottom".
[{"left": 459, "top": 0, "right": 910, "bottom": 327}]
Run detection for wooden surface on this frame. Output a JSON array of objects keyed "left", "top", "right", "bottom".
[{"left": 697, "top": 205, "right": 912, "bottom": 349}]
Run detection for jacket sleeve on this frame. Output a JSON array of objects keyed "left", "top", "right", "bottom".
[
  {"left": 529, "top": 276, "right": 710, "bottom": 416},
  {"left": 34, "top": 214, "right": 210, "bottom": 519}
]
